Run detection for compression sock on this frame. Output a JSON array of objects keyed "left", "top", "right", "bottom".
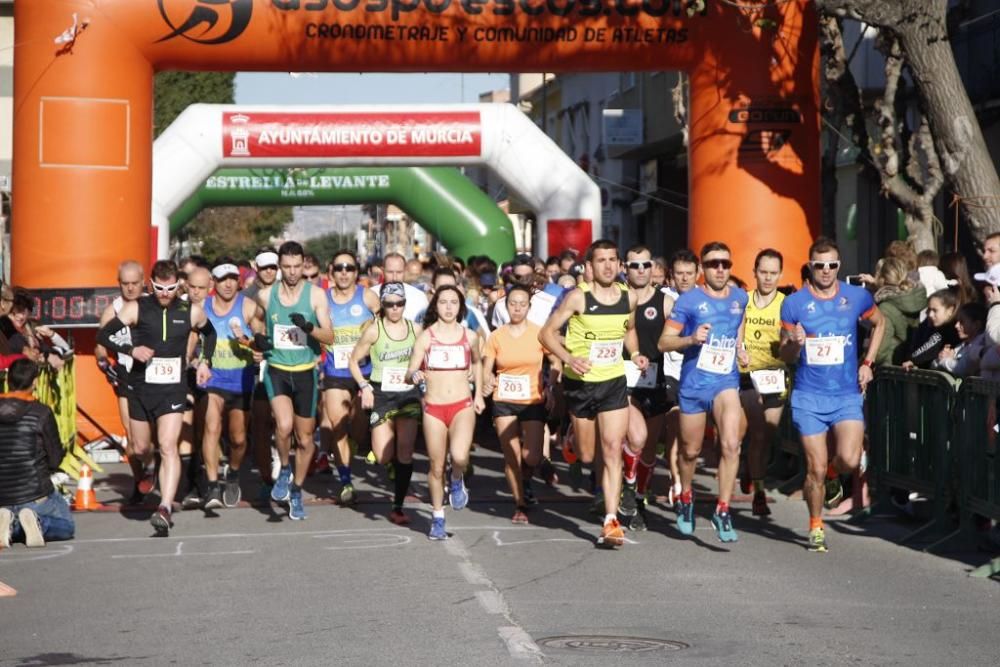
[
  {"left": 716, "top": 500, "right": 730, "bottom": 515},
  {"left": 809, "top": 516, "right": 824, "bottom": 531},
  {"left": 178, "top": 455, "right": 192, "bottom": 498},
  {"left": 826, "top": 462, "right": 838, "bottom": 480},
  {"left": 753, "top": 479, "right": 765, "bottom": 493},
  {"left": 622, "top": 442, "right": 639, "bottom": 485},
  {"left": 679, "top": 489, "right": 693, "bottom": 504},
  {"left": 337, "top": 465, "right": 352, "bottom": 486},
  {"left": 393, "top": 462, "right": 414, "bottom": 509},
  {"left": 636, "top": 460, "right": 654, "bottom": 495}
]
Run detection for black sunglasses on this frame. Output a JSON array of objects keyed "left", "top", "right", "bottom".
[
  {"left": 304, "top": 273, "right": 319, "bottom": 279},
  {"left": 703, "top": 259, "right": 733, "bottom": 270},
  {"left": 626, "top": 261, "right": 653, "bottom": 270},
  {"left": 382, "top": 300, "right": 406, "bottom": 309},
  {"left": 810, "top": 261, "right": 841, "bottom": 271},
  {"left": 333, "top": 263, "right": 357, "bottom": 273}
]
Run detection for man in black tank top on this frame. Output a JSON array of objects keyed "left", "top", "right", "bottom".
[
  {"left": 98, "top": 260, "right": 217, "bottom": 537},
  {"left": 620, "top": 246, "right": 674, "bottom": 531}
]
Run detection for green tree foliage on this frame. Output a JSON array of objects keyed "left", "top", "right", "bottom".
[
  {"left": 154, "top": 72, "right": 292, "bottom": 255},
  {"left": 305, "top": 233, "right": 356, "bottom": 265}
]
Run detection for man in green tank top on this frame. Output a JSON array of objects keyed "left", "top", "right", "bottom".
[
  {"left": 540, "top": 239, "right": 647, "bottom": 549},
  {"left": 251, "top": 241, "right": 335, "bottom": 521}
]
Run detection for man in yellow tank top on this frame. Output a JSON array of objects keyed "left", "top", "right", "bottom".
[
  {"left": 540, "top": 240, "right": 646, "bottom": 549},
  {"left": 739, "top": 249, "right": 787, "bottom": 517}
]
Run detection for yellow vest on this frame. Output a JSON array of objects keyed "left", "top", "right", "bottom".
[
  {"left": 564, "top": 283, "right": 630, "bottom": 383},
  {"left": 742, "top": 290, "right": 786, "bottom": 372}
]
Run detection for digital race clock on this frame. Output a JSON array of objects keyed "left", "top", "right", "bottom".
[{"left": 29, "top": 287, "right": 119, "bottom": 327}]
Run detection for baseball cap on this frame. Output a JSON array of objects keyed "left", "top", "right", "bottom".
[
  {"left": 479, "top": 273, "right": 498, "bottom": 288},
  {"left": 211, "top": 263, "right": 240, "bottom": 280},
  {"left": 973, "top": 265, "right": 1000, "bottom": 286},
  {"left": 255, "top": 251, "right": 279, "bottom": 269}
]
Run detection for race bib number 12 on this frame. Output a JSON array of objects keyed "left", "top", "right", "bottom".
[{"left": 696, "top": 344, "right": 735, "bottom": 375}]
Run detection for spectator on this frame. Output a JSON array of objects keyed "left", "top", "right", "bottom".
[
  {"left": 0, "top": 359, "right": 75, "bottom": 548},
  {"left": 545, "top": 256, "right": 561, "bottom": 282},
  {"left": 0, "top": 282, "right": 13, "bottom": 317},
  {"left": 940, "top": 252, "right": 978, "bottom": 306},
  {"left": 558, "top": 250, "right": 577, "bottom": 274},
  {"left": 916, "top": 249, "right": 954, "bottom": 306},
  {"left": 934, "top": 302, "right": 986, "bottom": 378},
  {"left": 873, "top": 257, "right": 927, "bottom": 365},
  {"left": 901, "top": 289, "right": 960, "bottom": 369},
  {"left": 884, "top": 240, "right": 918, "bottom": 274},
  {"left": 651, "top": 257, "right": 667, "bottom": 288}
]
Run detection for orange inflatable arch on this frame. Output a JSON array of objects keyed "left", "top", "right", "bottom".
[{"left": 13, "top": 0, "right": 818, "bottom": 437}]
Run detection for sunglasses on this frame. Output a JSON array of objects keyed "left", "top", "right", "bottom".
[
  {"left": 626, "top": 261, "right": 653, "bottom": 270},
  {"left": 703, "top": 259, "right": 733, "bottom": 270},
  {"left": 151, "top": 281, "right": 180, "bottom": 293},
  {"left": 304, "top": 273, "right": 319, "bottom": 279},
  {"left": 333, "top": 263, "right": 357, "bottom": 273},
  {"left": 259, "top": 265, "right": 278, "bottom": 271},
  {"left": 810, "top": 261, "right": 841, "bottom": 271},
  {"left": 382, "top": 300, "right": 406, "bottom": 309}
]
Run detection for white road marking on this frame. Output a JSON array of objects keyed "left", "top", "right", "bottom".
[
  {"left": 491, "top": 530, "right": 579, "bottom": 547},
  {"left": 457, "top": 561, "right": 491, "bottom": 586},
  {"left": 475, "top": 590, "right": 510, "bottom": 615},
  {"left": 324, "top": 534, "right": 411, "bottom": 551},
  {"left": 0, "top": 544, "right": 74, "bottom": 563},
  {"left": 111, "top": 541, "right": 255, "bottom": 559},
  {"left": 498, "top": 626, "right": 546, "bottom": 663}
]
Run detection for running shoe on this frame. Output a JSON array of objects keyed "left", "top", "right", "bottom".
[
  {"left": 428, "top": 516, "right": 448, "bottom": 541},
  {"left": 568, "top": 460, "right": 583, "bottom": 488},
  {"left": 676, "top": 499, "right": 695, "bottom": 536},
  {"left": 271, "top": 465, "right": 292, "bottom": 503},
  {"left": 539, "top": 457, "right": 558, "bottom": 486},
  {"left": 824, "top": 477, "right": 844, "bottom": 509},
  {"left": 339, "top": 483, "right": 357, "bottom": 506},
  {"left": 18, "top": 508, "right": 45, "bottom": 548},
  {"left": 181, "top": 488, "right": 203, "bottom": 511},
  {"left": 629, "top": 499, "right": 648, "bottom": 532},
  {"left": 388, "top": 508, "right": 411, "bottom": 526},
  {"left": 511, "top": 509, "right": 529, "bottom": 525},
  {"left": 752, "top": 490, "right": 771, "bottom": 517},
  {"left": 589, "top": 493, "right": 605, "bottom": 516},
  {"left": 450, "top": 478, "right": 469, "bottom": 510},
  {"left": 223, "top": 467, "right": 241, "bottom": 508},
  {"left": 150, "top": 506, "right": 173, "bottom": 536},
  {"left": 712, "top": 510, "right": 738, "bottom": 543},
  {"left": 288, "top": 486, "right": 306, "bottom": 520},
  {"left": 597, "top": 517, "right": 625, "bottom": 548},
  {"left": 620, "top": 482, "right": 638, "bottom": 517},
  {"left": 137, "top": 466, "right": 157, "bottom": 496},
  {"left": 808, "top": 526, "right": 828, "bottom": 552},
  {"left": 203, "top": 482, "right": 224, "bottom": 510},
  {"left": 0, "top": 508, "right": 13, "bottom": 549},
  {"left": 523, "top": 480, "right": 538, "bottom": 506}
]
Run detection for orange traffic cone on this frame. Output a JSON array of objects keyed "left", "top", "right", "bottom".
[{"left": 73, "top": 464, "right": 102, "bottom": 511}]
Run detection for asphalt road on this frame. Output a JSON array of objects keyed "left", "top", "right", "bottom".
[{"left": 1, "top": 445, "right": 997, "bottom": 666}]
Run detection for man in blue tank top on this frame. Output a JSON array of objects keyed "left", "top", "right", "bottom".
[
  {"left": 321, "top": 250, "right": 378, "bottom": 506},
  {"left": 780, "top": 236, "right": 885, "bottom": 553},
  {"left": 251, "top": 241, "right": 335, "bottom": 521},
  {"left": 199, "top": 259, "right": 259, "bottom": 510}
]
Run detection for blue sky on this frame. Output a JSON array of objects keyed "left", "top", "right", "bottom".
[{"left": 235, "top": 73, "right": 510, "bottom": 105}]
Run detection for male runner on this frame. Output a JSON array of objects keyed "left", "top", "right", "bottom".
[
  {"left": 97, "top": 260, "right": 217, "bottom": 535},
  {"left": 200, "top": 259, "right": 257, "bottom": 509},
  {"left": 540, "top": 239, "right": 645, "bottom": 548},
  {"left": 252, "top": 241, "right": 335, "bottom": 520},
  {"left": 780, "top": 236, "right": 885, "bottom": 552},
  {"left": 244, "top": 248, "right": 280, "bottom": 496},
  {"left": 620, "top": 245, "right": 672, "bottom": 531},
  {"left": 179, "top": 266, "right": 212, "bottom": 508},
  {"left": 322, "top": 250, "right": 378, "bottom": 505},
  {"left": 371, "top": 252, "right": 428, "bottom": 324},
  {"left": 659, "top": 242, "right": 749, "bottom": 543},
  {"left": 96, "top": 260, "right": 146, "bottom": 502},
  {"left": 739, "top": 249, "right": 787, "bottom": 517}
]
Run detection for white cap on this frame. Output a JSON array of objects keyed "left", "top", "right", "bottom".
[
  {"left": 211, "top": 263, "right": 240, "bottom": 280},
  {"left": 973, "top": 264, "right": 1000, "bottom": 286},
  {"left": 255, "top": 251, "right": 278, "bottom": 269}
]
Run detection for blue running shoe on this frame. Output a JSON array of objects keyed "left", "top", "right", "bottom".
[
  {"left": 676, "top": 500, "right": 695, "bottom": 536},
  {"left": 271, "top": 466, "right": 291, "bottom": 503},
  {"left": 428, "top": 517, "right": 448, "bottom": 541},
  {"left": 288, "top": 486, "right": 306, "bottom": 521},
  {"left": 450, "top": 478, "right": 468, "bottom": 510},
  {"left": 712, "top": 511, "right": 738, "bottom": 542}
]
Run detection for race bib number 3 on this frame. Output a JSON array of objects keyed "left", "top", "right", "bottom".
[
  {"left": 589, "top": 341, "right": 623, "bottom": 366},
  {"left": 145, "top": 357, "right": 182, "bottom": 384},
  {"left": 805, "top": 336, "right": 845, "bottom": 366},
  {"left": 381, "top": 366, "right": 409, "bottom": 392},
  {"left": 332, "top": 344, "right": 354, "bottom": 370},
  {"left": 274, "top": 323, "right": 308, "bottom": 350},
  {"left": 624, "top": 361, "right": 658, "bottom": 389},
  {"left": 497, "top": 373, "right": 531, "bottom": 401},
  {"left": 750, "top": 368, "right": 786, "bottom": 395},
  {"left": 696, "top": 344, "right": 736, "bottom": 375},
  {"left": 428, "top": 344, "right": 466, "bottom": 370}
]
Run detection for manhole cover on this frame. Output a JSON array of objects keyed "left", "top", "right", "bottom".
[{"left": 536, "top": 636, "right": 689, "bottom": 653}]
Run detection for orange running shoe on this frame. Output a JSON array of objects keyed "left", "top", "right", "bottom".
[{"left": 597, "top": 518, "right": 625, "bottom": 548}]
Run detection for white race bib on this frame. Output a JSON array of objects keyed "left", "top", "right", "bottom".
[
  {"left": 380, "top": 365, "right": 409, "bottom": 392},
  {"left": 589, "top": 340, "right": 623, "bottom": 366},
  {"left": 624, "top": 361, "right": 658, "bottom": 389},
  {"left": 497, "top": 373, "right": 531, "bottom": 401},
  {"left": 696, "top": 344, "right": 736, "bottom": 375},
  {"left": 274, "top": 323, "right": 308, "bottom": 350},
  {"left": 428, "top": 344, "right": 465, "bottom": 370},
  {"left": 805, "top": 336, "right": 845, "bottom": 366},
  {"left": 332, "top": 344, "right": 354, "bottom": 370},
  {"left": 145, "top": 357, "right": 182, "bottom": 384},
  {"left": 750, "top": 368, "right": 786, "bottom": 395}
]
